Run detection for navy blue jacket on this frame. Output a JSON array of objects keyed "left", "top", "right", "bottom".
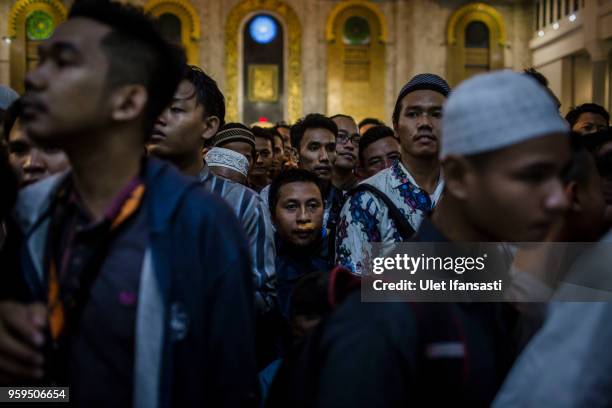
[{"left": 11, "top": 158, "right": 258, "bottom": 408}]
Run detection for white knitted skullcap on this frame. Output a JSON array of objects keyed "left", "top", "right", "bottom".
[
  {"left": 205, "top": 147, "right": 249, "bottom": 177},
  {"left": 441, "top": 70, "right": 569, "bottom": 158}
]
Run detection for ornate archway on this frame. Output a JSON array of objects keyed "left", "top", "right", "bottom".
[
  {"left": 225, "top": 0, "right": 302, "bottom": 123},
  {"left": 8, "top": 0, "right": 67, "bottom": 94},
  {"left": 325, "top": 0, "right": 387, "bottom": 122},
  {"left": 446, "top": 2, "right": 507, "bottom": 86},
  {"left": 144, "top": 0, "right": 201, "bottom": 65}
]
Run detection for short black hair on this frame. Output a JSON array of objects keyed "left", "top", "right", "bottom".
[
  {"left": 358, "top": 125, "right": 396, "bottom": 165},
  {"left": 563, "top": 132, "right": 596, "bottom": 186},
  {"left": 330, "top": 114, "right": 355, "bottom": 122},
  {"left": 523, "top": 67, "right": 549, "bottom": 87},
  {"left": 251, "top": 126, "right": 274, "bottom": 146},
  {"left": 3, "top": 99, "right": 22, "bottom": 141},
  {"left": 69, "top": 0, "right": 186, "bottom": 138},
  {"left": 290, "top": 113, "right": 338, "bottom": 150},
  {"left": 358, "top": 117, "right": 385, "bottom": 129},
  {"left": 268, "top": 168, "right": 323, "bottom": 216},
  {"left": 182, "top": 65, "right": 225, "bottom": 126},
  {"left": 565, "top": 103, "right": 610, "bottom": 128},
  {"left": 275, "top": 122, "right": 290, "bottom": 130}
]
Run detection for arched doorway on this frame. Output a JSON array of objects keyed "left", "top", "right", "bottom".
[
  {"left": 144, "top": 0, "right": 201, "bottom": 65},
  {"left": 8, "top": 0, "right": 67, "bottom": 94},
  {"left": 225, "top": 0, "right": 302, "bottom": 123},
  {"left": 326, "top": 0, "right": 387, "bottom": 122},
  {"left": 446, "top": 3, "right": 506, "bottom": 86}
]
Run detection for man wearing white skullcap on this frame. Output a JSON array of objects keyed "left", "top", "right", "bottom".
[
  {"left": 205, "top": 147, "right": 250, "bottom": 184},
  {"left": 303, "top": 71, "right": 571, "bottom": 408},
  {"left": 433, "top": 70, "right": 570, "bottom": 243}
]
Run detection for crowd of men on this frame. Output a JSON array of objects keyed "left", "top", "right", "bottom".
[{"left": 1, "top": 1, "right": 612, "bottom": 407}]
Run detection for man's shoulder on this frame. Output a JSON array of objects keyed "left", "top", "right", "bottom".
[
  {"left": 343, "top": 167, "right": 396, "bottom": 211},
  {"left": 358, "top": 166, "right": 395, "bottom": 190},
  {"left": 146, "top": 159, "right": 239, "bottom": 225},
  {"left": 321, "top": 292, "right": 418, "bottom": 349}
]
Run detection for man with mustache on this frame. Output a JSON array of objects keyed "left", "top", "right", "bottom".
[
  {"left": 1, "top": 2, "right": 257, "bottom": 406},
  {"left": 268, "top": 168, "right": 331, "bottom": 321},
  {"left": 250, "top": 126, "right": 275, "bottom": 192},
  {"left": 261, "top": 114, "right": 342, "bottom": 261},
  {"left": 336, "top": 74, "right": 449, "bottom": 274},
  {"left": 331, "top": 114, "right": 359, "bottom": 192},
  {"left": 301, "top": 71, "right": 569, "bottom": 408},
  {"left": 356, "top": 125, "right": 401, "bottom": 179}
]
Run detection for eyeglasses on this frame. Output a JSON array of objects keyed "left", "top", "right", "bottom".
[{"left": 337, "top": 133, "right": 360, "bottom": 146}]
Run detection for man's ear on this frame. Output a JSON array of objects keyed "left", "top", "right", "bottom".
[
  {"left": 110, "top": 84, "right": 148, "bottom": 123},
  {"left": 201, "top": 115, "right": 220, "bottom": 142},
  {"left": 441, "top": 155, "right": 473, "bottom": 201},
  {"left": 565, "top": 181, "right": 581, "bottom": 212}
]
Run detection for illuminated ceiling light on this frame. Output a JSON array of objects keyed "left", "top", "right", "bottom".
[
  {"left": 569, "top": 14, "right": 577, "bottom": 22},
  {"left": 553, "top": 22, "right": 560, "bottom": 30},
  {"left": 538, "top": 30, "right": 545, "bottom": 37},
  {"left": 249, "top": 15, "right": 277, "bottom": 44}
]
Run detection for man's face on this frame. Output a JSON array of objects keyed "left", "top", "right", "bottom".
[
  {"left": 568, "top": 153, "right": 609, "bottom": 241},
  {"left": 147, "top": 80, "right": 211, "bottom": 160},
  {"left": 361, "top": 136, "right": 401, "bottom": 178},
  {"left": 277, "top": 126, "right": 291, "bottom": 150},
  {"left": 394, "top": 90, "right": 444, "bottom": 159},
  {"left": 252, "top": 136, "right": 273, "bottom": 178},
  {"left": 298, "top": 128, "right": 336, "bottom": 181},
  {"left": 273, "top": 181, "right": 324, "bottom": 247},
  {"left": 22, "top": 18, "right": 112, "bottom": 147},
  {"left": 333, "top": 116, "right": 359, "bottom": 171},
  {"left": 271, "top": 134, "right": 285, "bottom": 174},
  {"left": 8, "top": 119, "right": 70, "bottom": 187},
  {"left": 455, "top": 134, "right": 571, "bottom": 242},
  {"left": 220, "top": 141, "right": 254, "bottom": 169},
  {"left": 572, "top": 112, "right": 608, "bottom": 135}
]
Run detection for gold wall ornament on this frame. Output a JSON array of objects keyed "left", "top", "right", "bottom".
[
  {"left": 8, "top": 0, "right": 67, "bottom": 94},
  {"left": 144, "top": 0, "right": 201, "bottom": 65},
  {"left": 225, "top": 0, "right": 302, "bottom": 123},
  {"left": 326, "top": 2, "right": 386, "bottom": 123},
  {"left": 325, "top": 0, "right": 388, "bottom": 43},
  {"left": 446, "top": 2, "right": 507, "bottom": 86},
  {"left": 248, "top": 64, "right": 279, "bottom": 102}
]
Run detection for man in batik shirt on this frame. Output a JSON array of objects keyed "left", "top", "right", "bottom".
[{"left": 336, "top": 74, "right": 449, "bottom": 274}]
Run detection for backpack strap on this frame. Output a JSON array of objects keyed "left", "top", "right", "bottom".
[{"left": 348, "top": 183, "right": 415, "bottom": 241}]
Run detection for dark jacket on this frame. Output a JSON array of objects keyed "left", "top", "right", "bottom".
[
  {"left": 268, "top": 218, "right": 517, "bottom": 408},
  {"left": 10, "top": 158, "right": 258, "bottom": 408},
  {"left": 275, "top": 237, "right": 332, "bottom": 320}
]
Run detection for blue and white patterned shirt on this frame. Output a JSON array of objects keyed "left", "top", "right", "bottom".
[{"left": 335, "top": 160, "right": 444, "bottom": 275}]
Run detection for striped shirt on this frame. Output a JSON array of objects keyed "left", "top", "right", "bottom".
[{"left": 199, "top": 166, "right": 276, "bottom": 313}]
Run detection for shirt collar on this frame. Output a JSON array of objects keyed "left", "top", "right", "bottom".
[{"left": 390, "top": 160, "right": 444, "bottom": 197}]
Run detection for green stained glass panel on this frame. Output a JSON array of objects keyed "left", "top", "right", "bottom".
[
  {"left": 343, "top": 16, "right": 370, "bottom": 45},
  {"left": 26, "top": 11, "right": 54, "bottom": 41}
]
